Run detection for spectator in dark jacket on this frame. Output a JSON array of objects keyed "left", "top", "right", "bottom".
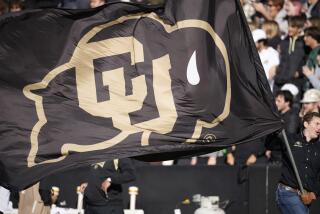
[
  {"left": 80, "top": 158, "right": 136, "bottom": 214},
  {"left": 265, "top": 90, "right": 299, "bottom": 163},
  {"left": 274, "top": 16, "right": 306, "bottom": 93}
]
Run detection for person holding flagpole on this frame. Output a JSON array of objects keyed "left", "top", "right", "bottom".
[{"left": 276, "top": 112, "right": 320, "bottom": 214}]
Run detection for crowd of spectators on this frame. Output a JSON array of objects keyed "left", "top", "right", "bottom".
[{"left": 190, "top": 0, "right": 320, "bottom": 168}]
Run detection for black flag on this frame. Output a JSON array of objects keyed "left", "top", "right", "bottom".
[{"left": 0, "top": 0, "right": 282, "bottom": 189}]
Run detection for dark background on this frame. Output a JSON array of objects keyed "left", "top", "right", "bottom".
[{"left": 36, "top": 163, "right": 320, "bottom": 214}]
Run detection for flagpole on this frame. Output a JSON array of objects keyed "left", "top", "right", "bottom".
[{"left": 281, "top": 129, "right": 305, "bottom": 193}]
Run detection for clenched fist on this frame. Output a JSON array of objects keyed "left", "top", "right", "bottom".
[{"left": 300, "top": 192, "right": 316, "bottom": 205}]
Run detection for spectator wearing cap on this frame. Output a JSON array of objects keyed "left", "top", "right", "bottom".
[
  {"left": 299, "top": 89, "right": 320, "bottom": 117},
  {"left": 252, "top": 29, "right": 280, "bottom": 91},
  {"left": 281, "top": 83, "right": 300, "bottom": 97},
  {"left": 281, "top": 83, "right": 301, "bottom": 113},
  {"left": 274, "top": 16, "right": 306, "bottom": 93}
]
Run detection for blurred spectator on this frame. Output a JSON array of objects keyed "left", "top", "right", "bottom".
[
  {"left": 242, "top": 0, "right": 257, "bottom": 22},
  {"left": 274, "top": 16, "right": 306, "bottom": 93},
  {"left": 9, "top": 0, "right": 24, "bottom": 12},
  {"left": 303, "top": 49, "right": 320, "bottom": 88},
  {"left": 0, "top": 0, "right": 8, "bottom": 15},
  {"left": 254, "top": 0, "right": 284, "bottom": 21},
  {"left": 262, "top": 20, "right": 282, "bottom": 49},
  {"left": 284, "top": 0, "right": 304, "bottom": 16},
  {"left": 252, "top": 28, "right": 280, "bottom": 91},
  {"left": 306, "top": 0, "right": 320, "bottom": 18},
  {"left": 299, "top": 88, "right": 320, "bottom": 116},
  {"left": 248, "top": 19, "right": 260, "bottom": 31},
  {"left": 90, "top": 0, "right": 105, "bottom": 8},
  {"left": 305, "top": 16, "right": 320, "bottom": 28},
  {"left": 275, "top": 90, "right": 299, "bottom": 134},
  {"left": 304, "top": 27, "right": 320, "bottom": 69},
  {"left": 253, "top": 0, "right": 288, "bottom": 35},
  {"left": 265, "top": 90, "right": 299, "bottom": 163},
  {"left": 253, "top": 0, "right": 288, "bottom": 34},
  {"left": 281, "top": 83, "right": 301, "bottom": 111}
]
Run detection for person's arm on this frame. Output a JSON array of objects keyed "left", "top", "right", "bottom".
[
  {"left": 267, "top": 50, "right": 280, "bottom": 80},
  {"left": 253, "top": 3, "right": 272, "bottom": 20},
  {"left": 304, "top": 66, "right": 320, "bottom": 89},
  {"left": 226, "top": 146, "right": 236, "bottom": 166},
  {"left": 246, "top": 154, "right": 257, "bottom": 166}
]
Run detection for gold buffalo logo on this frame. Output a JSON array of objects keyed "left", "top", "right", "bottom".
[{"left": 23, "top": 12, "right": 231, "bottom": 167}]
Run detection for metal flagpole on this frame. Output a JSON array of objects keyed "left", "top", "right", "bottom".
[{"left": 281, "top": 129, "right": 305, "bottom": 193}]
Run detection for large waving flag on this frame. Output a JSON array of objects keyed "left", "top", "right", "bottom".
[{"left": 0, "top": 0, "right": 282, "bottom": 189}]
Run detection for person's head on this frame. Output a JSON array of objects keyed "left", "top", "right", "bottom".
[
  {"left": 252, "top": 29, "right": 268, "bottom": 50},
  {"left": 301, "top": 89, "right": 320, "bottom": 114},
  {"left": 9, "top": 0, "right": 23, "bottom": 12},
  {"left": 0, "top": 0, "right": 8, "bottom": 15},
  {"left": 284, "top": 0, "right": 302, "bottom": 16},
  {"left": 304, "top": 27, "right": 320, "bottom": 48},
  {"left": 262, "top": 21, "right": 280, "bottom": 39},
  {"left": 267, "top": 0, "right": 284, "bottom": 19},
  {"left": 305, "top": 17, "right": 320, "bottom": 29},
  {"left": 90, "top": 0, "right": 105, "bottom": 8},
  {"left": 302, "top": 112, "right": 320, "bottom": 141},
  {"left": 275, "top": 90, "right": 293, "bottom": 113},
  {"left": 288, "top": 16, "right": 305, "bottom": 37}
]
